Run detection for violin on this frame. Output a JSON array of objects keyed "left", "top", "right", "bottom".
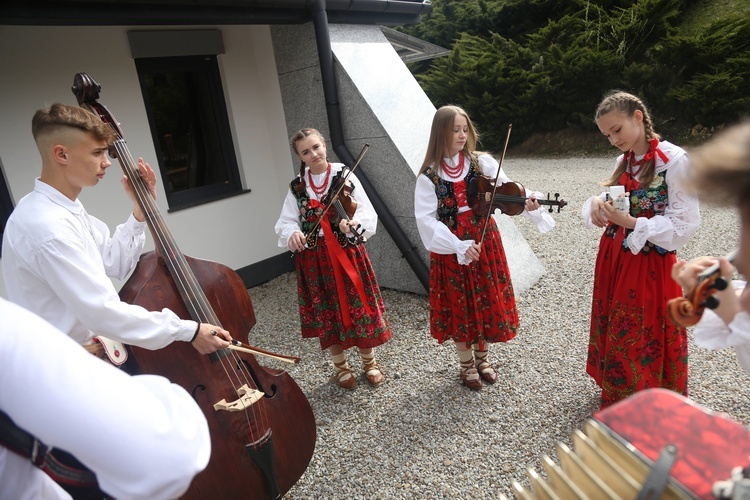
[
  {"left": 668, "top": 250, "right": 738, "bottom": 327},
  {"left": 468, "top": 174, "right": 568, "bottom": 216},
  {"left": 325, "top": 174, "right": 365, "bottom": 244},
  {"left": 301, "top": 144, "right": 370, "bottom": 248}
]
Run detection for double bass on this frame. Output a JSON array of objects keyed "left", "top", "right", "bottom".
[{"left": 72, "top": 73, "right": 316, "bottom": 499}]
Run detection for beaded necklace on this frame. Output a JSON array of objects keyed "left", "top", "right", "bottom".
[
  {"left": 307, "top": 162, "right": 332, "bottom": 198},
  {"left": 441, "top": 151, "right": 465, "bottom": 180}
]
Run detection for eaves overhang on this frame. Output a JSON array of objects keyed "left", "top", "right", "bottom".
[{"left": 0, "top": 0, "right": 432, "bottom": 27}]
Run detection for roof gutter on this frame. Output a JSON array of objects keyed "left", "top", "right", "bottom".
[
  {"left": 310, "top": 0, "right": 429, "bottom": 291},
  {"left": 0, "top": 1, "right": 430, "bottom": 26}
]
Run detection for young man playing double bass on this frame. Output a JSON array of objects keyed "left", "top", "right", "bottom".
[
  {"left": 2, "top": 103, "right": 232, "bottom": 353},
  {"left": 1, "top": 103, "right": 232, "bottom": 494}
]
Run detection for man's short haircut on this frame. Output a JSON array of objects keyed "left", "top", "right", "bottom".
[{"left": 32, "top": 103, "right": 116, "bottom": 144}]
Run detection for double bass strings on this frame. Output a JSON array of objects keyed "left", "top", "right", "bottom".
[{"left": 111, "top": 137, "right": 271, "bottom": 436}]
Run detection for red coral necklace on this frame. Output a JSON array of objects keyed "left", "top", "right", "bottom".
[
  {"left": 441, "top": 151, "right": 465, "bottom": 180},
  {"left": 308, "top": 162, "right": 331, "bottom": 198}
]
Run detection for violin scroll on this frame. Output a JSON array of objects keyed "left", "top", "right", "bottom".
[
  {"left": 667, "top": 251, "right": 736, "bottom": 328},
  {"left": 544, "top": 193, "right": 568, "bottom": 213}
]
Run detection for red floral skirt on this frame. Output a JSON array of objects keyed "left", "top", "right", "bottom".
[
  {"left": 295, "top": 237, "right": 391, "bottom": 350},
  {"left": 587, "top": 224, "right": 688, "bottom": 408},
  {"left": 429, "top": 211, "right": 518, "bottom": 344}
]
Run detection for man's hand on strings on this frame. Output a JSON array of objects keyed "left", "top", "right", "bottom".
[{"left": 124, "top": 157, "right": 157, "bottom": 222}]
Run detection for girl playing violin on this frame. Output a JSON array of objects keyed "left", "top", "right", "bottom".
[
  {"left": 582, "top": 91, "right": 700, "bottom": 408},
  {"left": 671, "top": 120, "right": 750, "bottom": 375},
  {"left": 414, "top": 105, "right": 555, "bottom": 390},
  {"left": 275, "top": 128, "right": 391, "bottom": 390}
]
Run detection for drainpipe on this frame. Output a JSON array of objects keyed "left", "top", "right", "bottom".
[{"left": 310, "top": 0, "right": 429, "bottom": 292}]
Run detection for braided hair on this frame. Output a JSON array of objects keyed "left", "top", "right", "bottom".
[
  {"left": 595, "top": 91, "right": 660, "bottom": 187},
  {"left": 290, "top": 128, "right": 326, "bottom": 179}
]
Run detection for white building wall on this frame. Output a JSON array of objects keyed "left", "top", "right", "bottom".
[{"left": 0, "top": 24, "right": 292, "bottom": 298}]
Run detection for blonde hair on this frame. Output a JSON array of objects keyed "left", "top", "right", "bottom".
[
  {"left": 419, "top": 105, "right": 480, "bottom": 175},
  {"left": 689, "top": 119, "right": 750, "bottom": 208},
  {"left": 290, "top": 128, "right": 326, "bottom": 178},
  {"left": 595, "top": 91, "right": 660, "bottom": 187},
  {"left": 32, "top": 103, "right": 115, "bottom": 144}
]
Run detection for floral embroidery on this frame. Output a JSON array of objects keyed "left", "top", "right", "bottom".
[
  {"left": 423, "top": 160, "right": 479, "bottom": 230},
  {"left": 290, "top": 170, "right": 354, "bottom": 249},
  {"left": 603, "top": 171, "right": 672, "bottom": 255}
]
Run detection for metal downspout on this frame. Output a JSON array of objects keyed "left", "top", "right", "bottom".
[{"left": 310, "top": 0, "right": 429, "bottom": 292}]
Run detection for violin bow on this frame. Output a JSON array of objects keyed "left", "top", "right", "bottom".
[
  {"left": 478, "top": 124, "right": 513, "bottom": 245},
  {"left": 302, "top": 143, "right": 370, "bottom": 243}
]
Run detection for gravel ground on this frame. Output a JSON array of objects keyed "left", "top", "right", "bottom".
[{"left": 247, "top": 156, "right": 748, "bottom": 499}]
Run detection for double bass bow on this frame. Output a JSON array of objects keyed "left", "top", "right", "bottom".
[{"left": 72, "top": 72, "right": 316, "bottom": 499}]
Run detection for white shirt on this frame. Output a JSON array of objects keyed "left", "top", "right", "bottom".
[
  {"left": 275, "top": 163, "right": 378, "bottom": 249},
  {"left": 414, "top": 153, "right": 555, "bottom": 265},
  {"left": 1, "top": 179, "right": 197, "bottom": 348},
  {"left": 0, "top": 297, "right": 210, "bottom": 500},
  {"left": 581, "top": 141, "right": 701, "bottom": 254},
  {"left": 694, "top": 280, "right": 750, "bottom": 374}
]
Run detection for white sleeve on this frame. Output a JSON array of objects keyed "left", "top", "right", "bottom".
[
  {"left": 414, "top": 173, "right": 473, "bottom": 265},
  {"left": 89, "top": 213, "right": 147, "bottom": 280},
  {"left": 274, "top": 189, "right": 303, "bottom": 250},
  {"left": 694, "top": 281, "right": 750, "bottom": 349},
  {"left": 0, "top": 298, "right": 210, "bottom": 500},
  {"left": 581, "top": 193, "right": 610, "bottom": 228},
  {"left": 33, "top": 235, "right": 196, "bottom": 349},
  {"left": 347, "top": 172, "right": 378, "bottom": 239},
  {"left": 626, "top": 155, "right": 701, "bottom": 253}
]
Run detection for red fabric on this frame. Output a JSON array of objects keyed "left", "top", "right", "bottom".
[
  {"left": 587, "top": 174, "right": 687, "bottom": 409},
  {"left": 595, "top": 389, "right": 750, "bottom": 498},
  {"left": 320, "top": 219, "right": 372, "bottom": 328},
  {"left": 295, "top": 236, "right": 391, "bottom": 351},
  {"left": 624, "top": 138, "right": 669, "bottom": 168},
  {"left": 453, "top": 171, "right": 469, "bottom": 208},
  {"left": 429, "top": 210, "right": 518, "bottom": 344}
]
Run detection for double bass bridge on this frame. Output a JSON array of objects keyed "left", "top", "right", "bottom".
[{"left": 213, "top": 384, "right": 264, "bottom": 412}]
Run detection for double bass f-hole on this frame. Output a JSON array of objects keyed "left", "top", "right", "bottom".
[
  {"left": 668, "top": 249, "right": 738, "bottom": 328},
  {"left": 72, "top": 72, "right": 315, "bottom": 499}
]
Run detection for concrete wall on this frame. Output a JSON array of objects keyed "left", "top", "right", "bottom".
[{"left": 272, "top": 22, "right": 545, "bottom": 295}]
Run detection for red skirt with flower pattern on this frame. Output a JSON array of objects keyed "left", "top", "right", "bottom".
[
  {"left": 295, "top": 237, "right": 391, "bottom": 350},
  {"left": 429, "top": 211, "right": 518, "bottom": 344},
  {"left": 587, "top": 224, "right": 688, "bottom": 409}
]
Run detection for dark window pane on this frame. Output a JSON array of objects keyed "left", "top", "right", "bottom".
[{"left": 135, "top": 55, "right": 244, "bottom": 210}]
